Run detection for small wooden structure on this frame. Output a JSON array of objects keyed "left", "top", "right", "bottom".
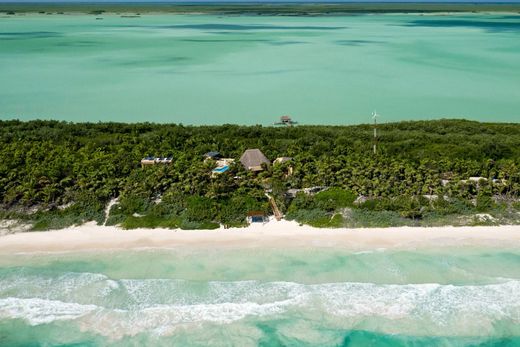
[
  {"left": 286, "top": 186, "right": 327, "bottom": 198},
  {"left": 265, "top": 193, "right": 283, "bottom": 221},
  {"left": 274, "top": 115, "right": 298, "bottom": 127},
  {"left": 141, "top": 156, "right": 172, "bottom": 167},
  {"left": 240, "top": 149, "right": 270, "bottom": 172},
  {"left": 247, "top": 210, "right": 267, "bottom": 224}
]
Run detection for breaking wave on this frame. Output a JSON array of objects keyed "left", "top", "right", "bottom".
[{"left": 1, "top": 272, "right": 519, "bottom": 339}]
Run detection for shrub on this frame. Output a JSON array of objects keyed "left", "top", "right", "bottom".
[
  {"left": 120, "top": 215, "right": 181, "bottom": 229},
  {"left": 30, "top": 192, "right": 105, "bottom": 231},
  {"left": 359, "top": 196, "right": 423, "bottom": 218},
  {"left": 431, "top": 197, "right": 474, "bottom": 215},
  {"left": 314, "top": 188, "right": 357, "bottom": 211},
  {"left": 476, "top": 194, "right": 495, "bottom": 212},
  {"left": 285, "top": 208, "right": 343, "bottom": 227},
  {"left": 185, "top": 196, "right": 217, "bottom": 222},
  {"left": 287, "top": 192, "right": 315, "bottom": 212},
  {"left": 179, "top": 219, "right": 219, "bottom": 230},
  {"left": 344, "top": 209, "right": 414, "bottom": 228},
  {"left": 117, "top": 193, "right": 151, "bottom": 215}
]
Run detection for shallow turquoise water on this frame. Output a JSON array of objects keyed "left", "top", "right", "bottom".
[
  {"left": 0, "top": 246, "right": 519, "bottom": 346},
  {"left": 1, "top": 13, "right": 519, "bottom": 124}
]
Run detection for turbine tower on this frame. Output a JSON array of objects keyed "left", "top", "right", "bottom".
[{"left": 372, "top": 111, "right": 379, "bottom": 155}]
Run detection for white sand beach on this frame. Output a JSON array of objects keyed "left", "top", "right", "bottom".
[{"left": 0, "top": 221, "right": 519, "bottom": 254}]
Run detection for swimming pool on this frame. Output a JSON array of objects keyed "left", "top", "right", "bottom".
[{"left": 212, "top": 165, "right": 229, "bottom": 174}]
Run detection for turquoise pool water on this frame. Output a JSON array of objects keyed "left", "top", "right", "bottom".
[
  {"left": 213, "top": 165, "right": 230, "bottom": 173},
  {"left": 1, "top": 13, "right": 519, "bottom": 124}
]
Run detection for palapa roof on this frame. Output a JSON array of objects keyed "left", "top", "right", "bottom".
[{"left": 240, "top": 149, "right": 270, "bottom": 171}]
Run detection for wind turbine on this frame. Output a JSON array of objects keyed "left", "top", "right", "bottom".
[{"left": 372, "top": 111, "right": 379, "bottom": 155}]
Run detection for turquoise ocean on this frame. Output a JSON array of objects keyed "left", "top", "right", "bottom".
[
  {"left": 2, "top": 12, "right": 520, "bottom": 346},
  {"left": 1, "top": 13, "right": 519, "bottom": 124},
  {"left": 0, "top": 246, "right": 520, "bottom": 346}
]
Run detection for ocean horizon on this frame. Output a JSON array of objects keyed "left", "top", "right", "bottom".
[{"left": 1, "top": 12, "right": 519, "bottom": 124}]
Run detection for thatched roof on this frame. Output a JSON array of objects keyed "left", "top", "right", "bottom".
[{"left": 240, "top": 149, "right": 270, "bottom": 171}]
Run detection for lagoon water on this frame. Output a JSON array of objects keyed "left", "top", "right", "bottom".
[
  {"left": 1, "top": 13, "right": 520, "bottom": 124},
  {"left": 1, "top": 246, "right": 520, "bottom": 345}
]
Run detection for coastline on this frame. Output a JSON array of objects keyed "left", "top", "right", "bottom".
[
  {"left": 3, "top": 10, "right": 520, "bottom": 17},
  {"left": 1, "top": 221, "right": 519, "bottom": 254},
  {"left": 2, "top": 3, "right": 520, "bottom": 16}
]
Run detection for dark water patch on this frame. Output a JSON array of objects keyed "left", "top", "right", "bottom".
[
  {"left": 164, "top": 67, "right": 303, "bottom": 76},
  {"left": 99, "top": 56, "right": 190, "bottom": 68},
  {"left": 1, "top": 319, "right": 519, "bottom": 347},
  {"left": 230, "top": 68, "right": 306, "bottom": 76},
  {"left": 0, "top": 31, "right": 62, "bottom": 40},
  {"left": 179, "top": 38, "right": 270, "bottom": 43},
  {"left": 171, "top": 24, "right": 346, "bottom": 31},
  {"left": 497, "top": 15, "right": 520, "bottom": 20},
  {"left": 268, "top": 40, "right": 307, "bottom": 46},
  {"left": 113, "top": 23, "right": 345, "bottom": 31},
  {"left": 335, "top": 39, "right": 385, "bottom": 46},
  {"left": 120, "top": 57, "right": 190, "bottom": 67},
  {"left": 254, "top": 324, "right": 520, "bottom": 346},
  {"left": 256, "top": 321, "right": 290, "bottom": 347},
  {"left": 55, "top": 40, "right": 100, "bottom": 47},
  {"left": 402, "top": 19, "right": 520, "bottom": 33},
  {"left": 0, "top": 319, "right": 102, "bottom": 347},
  {"left": 211, "top": 31, "right": 254, "bottom": 35},
  {"left": 340, "top": 330, "right": 520, "bottom": 346}
]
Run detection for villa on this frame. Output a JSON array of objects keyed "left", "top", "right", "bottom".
[{"left": 140, "top": 156, "right": 173, "bottom": 167}]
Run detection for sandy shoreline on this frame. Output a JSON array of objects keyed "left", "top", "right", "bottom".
[{"left": 0, "top": 221, "right": 519, "bottom": 254}]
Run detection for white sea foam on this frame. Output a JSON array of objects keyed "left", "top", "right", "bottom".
[
  {"left": 81, "top": 298, "right": 307, "bottom": 339},
  {"left": 315, "top": 281, "right": 520, "bottom": 335},
  {"left": 0, "top": 272, "right": 116, "bottom": 304},
  {"left": 1, "top": 274, "right": 520, "bottom": 338},
  {"left": 81, "top": 280, "right": 520, "bottom": 338},
  {"left": 0, "top": 297, "right": 98, "bottom": 325}
]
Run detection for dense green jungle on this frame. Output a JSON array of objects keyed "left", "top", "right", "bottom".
[{"left": 1, "top": 119, "right": 519, "bottom": 230}]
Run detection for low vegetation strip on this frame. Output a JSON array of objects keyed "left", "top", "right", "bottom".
[{"left": 2, "top": 3, "right": 520, "bottom": 15}]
